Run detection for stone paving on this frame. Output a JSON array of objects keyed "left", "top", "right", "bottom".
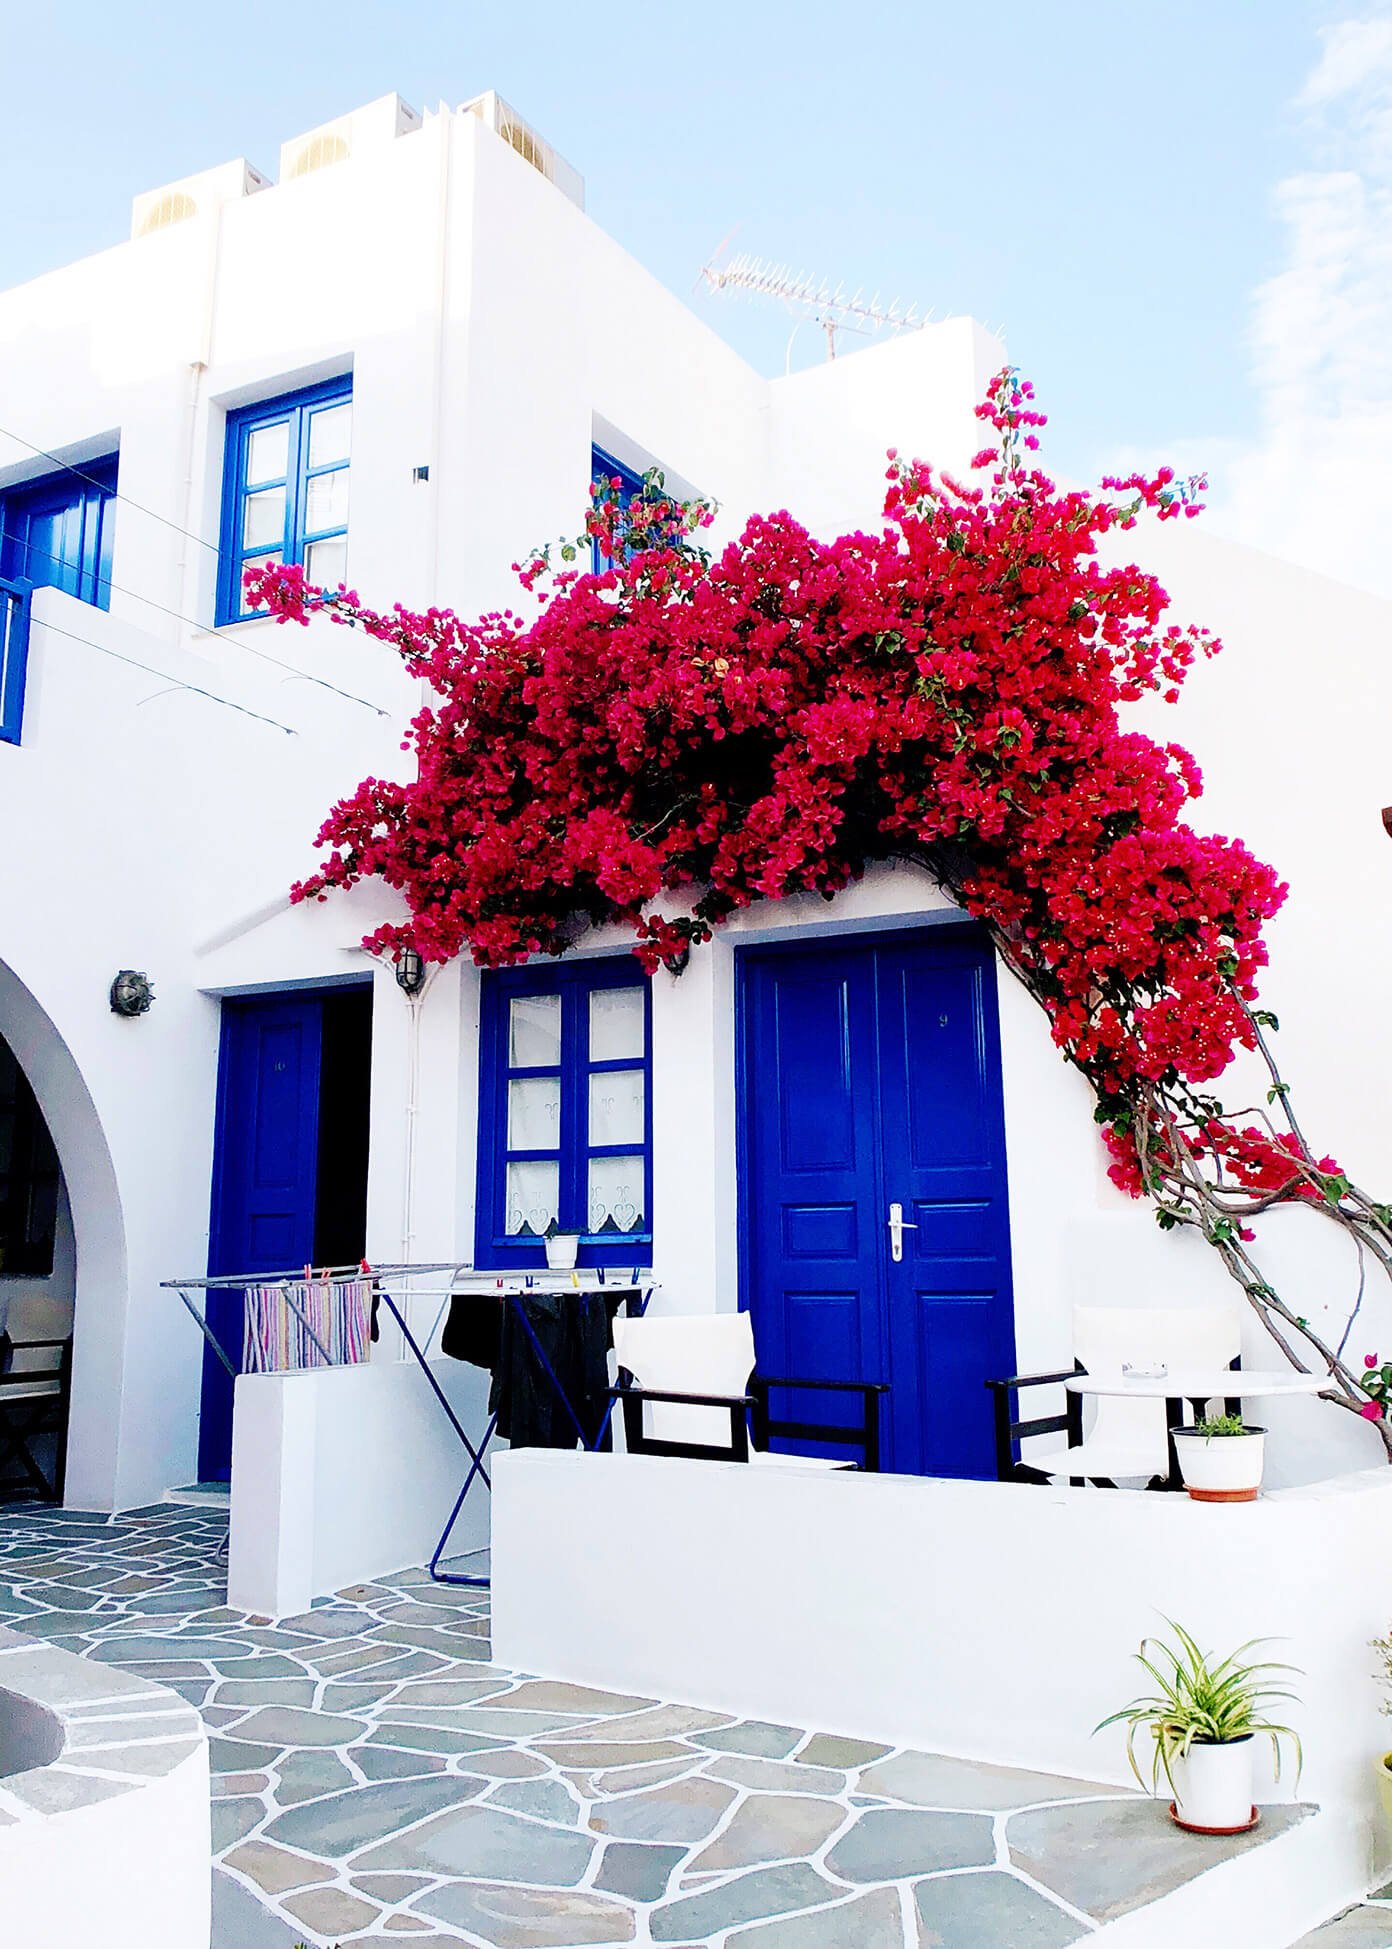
[
  {"left": 1293, "top": 1895, "right": 1392, "bottom": 1946},
  {"left": 0, "top": 1503, "right": 1312, "bottom": 1947}
]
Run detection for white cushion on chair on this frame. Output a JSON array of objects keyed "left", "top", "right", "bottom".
[
  {"left": 613, "top": 1313, "right": 757, "bottom": 1453},
  {"left": 1029, "top": 1438, "right": 1165, "bottom": 1483}
]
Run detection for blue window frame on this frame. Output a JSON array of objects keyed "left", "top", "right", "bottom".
[
  {"left": 590, "top": 445, "right": 677, "bottom": 572},
  {"left": 0, "top": 456, "right": 116, "bottom": 611},
  {"left": 475, "top": 960, "right": 652, "bottom": 1270},
  {"left": 218, "top": 377, "right": 352, "bottom": 624},
  {"left": 0, "top": 576, "right": 33, "bottom": 747}
]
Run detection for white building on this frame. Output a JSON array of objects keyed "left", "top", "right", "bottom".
[{"left": 1, "top": 88, "right": 1389, "bottom": 1525}]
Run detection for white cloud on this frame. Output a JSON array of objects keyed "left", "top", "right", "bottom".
[{"left": 1197, "top": 13, "right": 1392, "bottom": 596}]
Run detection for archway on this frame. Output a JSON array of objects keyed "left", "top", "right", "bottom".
[{"left": 0, "top": 958, "right": 126, "bottom": 1508}]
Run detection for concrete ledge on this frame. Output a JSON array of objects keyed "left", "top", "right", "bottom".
[
  {"left": 0, "top": 1626, "right": 210, "bottom": 1948},
  {"left": 493, "top": 1452, "right": 1392, "bottom": 1933}
]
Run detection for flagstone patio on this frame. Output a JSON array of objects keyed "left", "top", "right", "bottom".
[{"left": 0, "top": 1504, "right": 1314, "bottom": 1947}]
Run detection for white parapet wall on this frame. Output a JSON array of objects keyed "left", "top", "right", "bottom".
[
  {"left": 229, "top": 1354, "right": 494, "bottom": 1616},
  {"left": 0, "top": 1627, "right": 210, "bottom": 1949},
  {"left": 493, "top": 1452, "right": 1392, "bottom": 1933}
]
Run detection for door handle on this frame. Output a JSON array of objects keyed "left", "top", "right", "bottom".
[{"left": 888, "top": 1201, "right": 917, "bottom": 1263}]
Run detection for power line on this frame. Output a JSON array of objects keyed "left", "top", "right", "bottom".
[
  {"left": 7, "top": 534, "right": 388, "bottom": 718},
  {"left": 31, "top": 614, "right": 298, "bottom": 736},
  {"left": 0, "top": 423, "right": 221, "bottom": 558}
]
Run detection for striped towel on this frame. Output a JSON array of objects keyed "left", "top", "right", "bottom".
[{"left": 242, "top": 1278, "right": 373, "bottom": 1374}]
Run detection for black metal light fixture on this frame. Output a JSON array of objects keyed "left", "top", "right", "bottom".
[
  {"left": 110, "top": 970, "right": 154, "bottom": 1017},
  {"left": 394, "top": 947, "right": 426, "bottom": 997},
  {"left": 1382, "top": 806, "right": 1392, "bottom": 840}
]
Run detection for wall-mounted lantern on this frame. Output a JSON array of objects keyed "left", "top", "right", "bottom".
[
  {"left": 1382, "top": 807, "right": 1392, "bottom": 839},
  {"left": 394, "top": 947, "right": 426, "bottom": 997},
  {"left": 110, "top": 970, "right": 154, "bottom": 1017}
]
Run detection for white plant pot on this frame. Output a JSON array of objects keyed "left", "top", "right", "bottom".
[
  {"left": 544, "top": 1232, "right": 580, "bottom": 1271},
  {"left": 1169, "top": 1736, "right": 1256, "bottom": 1833},
  {"left": 1172, "top": 1428, "right": 1265, "bottom": 1503}
]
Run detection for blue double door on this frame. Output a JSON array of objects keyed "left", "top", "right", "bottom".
[
  {"left": 739, "top": 926, "right": 1015, "bottom": 1479},
  {"left": 198, "top": 986, "right": 372, "bottom": 1481}
]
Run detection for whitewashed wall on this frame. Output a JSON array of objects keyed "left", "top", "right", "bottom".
[{"left": 0, "top": 90, "right": 1388, "bottom": 1508}]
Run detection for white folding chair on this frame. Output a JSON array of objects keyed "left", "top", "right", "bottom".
[
  {"left": 988, "top": 1304, "right": 1241, "bottom": 1487},
  {"left": 611, "top": 1313, "right": 883, "bottom": 1470}
]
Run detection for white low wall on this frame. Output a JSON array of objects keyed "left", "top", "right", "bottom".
[
  {"left": 229, "top": 1354, "right": 494, "bottom": 1616},
  {"left": 494, "top": 1453, "right": 1392, "bottom": 1911},
  {"left": 0, "top": 1629, "right": 210, "bottom": 1949}
]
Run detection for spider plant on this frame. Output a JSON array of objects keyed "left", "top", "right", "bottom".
[{"left": 1096, "top": 1619, "right": 1302, "bottom": 1794}]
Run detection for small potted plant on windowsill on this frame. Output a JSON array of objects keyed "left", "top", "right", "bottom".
[
  {"left": 1097, "top": 1621, "right": 1301, "bottom": 1834},
  {"left": 544, "top": 1225, "right": 581, "bottom": 1271},
  {"left": 1172, "top": 1412, "right": 1266, "bottom": 1502}
]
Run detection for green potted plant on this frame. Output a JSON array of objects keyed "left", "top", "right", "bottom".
[
  {"left": 1097, "top": 1620, "right": 1301, "bottom": 1833},
  {"left": 1172, "top": 1412, "right": 1266, "bottom": 1502}
]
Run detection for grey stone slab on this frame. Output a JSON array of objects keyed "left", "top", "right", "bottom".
[
  {"left": 368, "top": 1621, "right": 493, "bottom": 1658},
  {"left": 229, "top": 1704, "right": 367, "bottom": 1747},
  {"left": 826, "top": 1808, "right": 995, "bottom": 1881},
  {"left": 729, "top": 1885, "right": 905, "bottom": 1948},
  {"left": 321, "top": 1681, "right": 399, "bottom": 1710},
  {"left": 389, "top": 1677, "right": 513, "bottom": 1706},
  {"left": 1008, "top": 1797, "right": 1313, "bottom": 1923},
  {"left": 913, "top": 1871, "right": 1087, "bottom": 1947},
  {"left": 203, "top": 1654, "right": 306, "bottom": 1679},
  {"left": 565, "top": 1704, "right": 734, "bottom": 1742},
  {"left": 464, "top": 1748, "right": 552, "bottom": 1779},
  {"left": 691, "top": 1792, "right": 847, "bottom": 1872},
  {"left": 589, "top": 1774, "right": 737, "bottom": 1845},
  {"left": 387, "top": 1705, "right": 593, "bottom": 1737},
  {"left": 266, "top": 1774, "right": 485, "bottom": 1854},
  {"left": 94, "top": 1634, "right": 251, "bottom": 1662},
  {"left": 66, "top": 1707, "right": 199, "bottom": 1746},
  {"left": 283, "top": 1884, "right": 383, "bottom": 1935},
  {"left": 541, "top": 1739, "right": 694, "bottom": 1768},
  {"left": 208, "top": 1736, "right": 285, "bottom": 1773},
  {"left": 860, "top": 1750, "right": 1119, "bottom": 1812},
  {"left": 1290, "top": 1907, "right": 1392, "bottom": 1947},
  {"left": 211, "top": 1795, "right": 265, "bottom": 1851},
  {"left": 595, "top": 1840, "right": 687, "bottom": 1902},
  {"left": 651, "top": 1864, "right": 840, "bottom": 1942},
  {"left": 489, "top": 1775, "right": 583, "bottom": 1825},
  {"left": 223, "top": 1837, "right": 325, "bottom": 1895},
  {"left": 276, "top": 1606, "right": 376, "bottom": 1637},
  {"left": 0, "top": 1644, "right": 156, "bottom": 1705},
  {"left": 368, "top": 1720, "right": 508, "bottom": 1755},
  {"left": 353, "top": 1802, "right": 596, "bottom": 1884},
  {"left": 796, "top": 1734, "right": 892, "bottom": 1768},
  {"left": 413, "top": 1880, "right": 637, "bottom": 1943},
  {"left": 497, "top": 1679, "right": 659, "bottom": 1715},
  {"left": 353, "top": 1872, "right": 434, "bottom": 1902},
  {"left": 206, "top": 1679, "right": 318, "bottom": 1708},
  {"left": 576, "top": 1757, "right": 703, "bottom": 1797},
  {"left": 704, "top": 1755, "right": 847, "bottom": 1797},
  {"left": 211, "top": 1868, "right": 307, "bottom": 1948},
  {"left": 353, "top": 1744, "right": 448, "bottom": 1780},
  {"left": 213, "top": 1772, "right": 270, "bottom": 1796},
  {"left": 273, "top": 1750, "right": 358, "bottom": 1805},
  {"left": 695, "top": 1720, "right": 803, "bottom": 1758}
]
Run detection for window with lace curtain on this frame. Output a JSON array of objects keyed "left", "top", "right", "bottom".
[{"left": 475, "top": 961, "right": 652, "bottom": 1269}]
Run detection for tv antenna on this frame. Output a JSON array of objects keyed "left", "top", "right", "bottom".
[{"left": 699, "top": 244, "right": 929, "bottom": 366}]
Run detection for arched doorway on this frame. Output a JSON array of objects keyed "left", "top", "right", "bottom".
[{"left": 0, "top": 958, "right": 126, "bottom": 1507}]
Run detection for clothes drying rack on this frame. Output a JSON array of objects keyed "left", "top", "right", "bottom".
[{"left": 162, "top": 1260, "right": 655, "bottom": 1591}]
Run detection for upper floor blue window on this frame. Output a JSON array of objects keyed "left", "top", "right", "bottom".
[
  {"left": 590, "top": 445, "right": 680, "bottom": 573},
  {"left": 0, "top": 457, "right": 116, "bottom": 611},
  {"left": 218, "top": 378, "right": 351, "bottom": 624},
  {"left": 475, "top": 960, "right": 652, "bottom": 1270}
]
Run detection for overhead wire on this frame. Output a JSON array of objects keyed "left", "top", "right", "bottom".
[
  {"left": 0, "top": 422, "right": 391, "bottom": 718},
  {"left": 26, "top": 614, "right": 297, "bottom": 736}
]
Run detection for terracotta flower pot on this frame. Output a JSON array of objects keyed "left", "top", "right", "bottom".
[
  {"left": 1172, "top": 1427, "right": 1266, "bottom": 1503},
  {"left": 1170, "top": 1736, "right": 1257, "bottom": 1833}
]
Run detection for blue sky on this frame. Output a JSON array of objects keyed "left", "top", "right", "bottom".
[{"left": 2, "top": 2, "right": 1388, "bottom": 588}]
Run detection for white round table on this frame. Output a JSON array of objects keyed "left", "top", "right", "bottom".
[{"left": 1065, "top": 1368, "right": 1330, "bottom": 1489}]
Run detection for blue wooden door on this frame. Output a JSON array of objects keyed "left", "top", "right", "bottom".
[
  {"left": 739, "top": 926, "right": 1014, "bottom": 1477},
  {"left": 199, "top": 995, "right": 323, "bottom": 1481}
]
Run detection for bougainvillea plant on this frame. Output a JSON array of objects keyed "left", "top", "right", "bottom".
[{"left": 246, "top": 373, "right": 1392, "bottom": 1453}]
